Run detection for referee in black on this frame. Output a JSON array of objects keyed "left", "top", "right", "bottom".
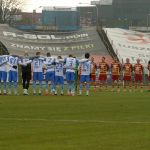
[{"left": 21, "top": 51, "right": 32, "bottom": 95}]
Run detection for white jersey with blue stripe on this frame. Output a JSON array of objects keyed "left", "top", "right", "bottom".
[
  {"left": 80, "top": 59, "right": 91, "bottom": 76},
  {"left": 32, "top": 57, "right": 44, "bottom": 72},
  {"left": 0, "top": 55, "right": 8, "bottom": 72},
  {"left": 65, "top": 57, "right": 77, "bottom": 73},
  {"left": 7, "top": 55, "right": 21, "bottom": 71},
  {"left": 55, "top": 61, "right": 64, "bottom": 77},
  {"left": 44, "top": 57, "right": 55, "bottom": 72}
]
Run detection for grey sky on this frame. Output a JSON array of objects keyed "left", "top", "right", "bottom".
[{"left": 23, "top": 0, "right": 93, "bottom": 12}]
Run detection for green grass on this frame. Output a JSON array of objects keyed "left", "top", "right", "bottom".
[{"left": 0, "top": 88, "right": 150, "bottom": 150}]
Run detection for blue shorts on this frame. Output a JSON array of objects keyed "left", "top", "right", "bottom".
[
  {"left": 80, "top": 75, "right": 90, "bottom": 83},
  {"left": 46, "top": 71, "right": 55, "bottom": 82},
  {"left": 33, "top": 72, "right": 43, "bottom": 81},
  {"left": 0, "top": 71, "right": 7, "bottom": 82},
  {"left": 66, "top": 72, "right": 75, "bottom": 82},
  {"left": 55, "top": 76, "right": 64, "bottom": 85},
  {"left": 8, "top": 71, "right": 18, "bottom": 82}
]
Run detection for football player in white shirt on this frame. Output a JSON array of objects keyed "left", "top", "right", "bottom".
[
  {"left": 44, "top": 52, "right": 56, "bottom": 95},
  {"left": 54, "top": 56, "right": 64, "bottom": 95},
  {"left": 32, "top": 52, "right": 45, "bottom": 95},
  {"left": 0, "top": 55, "right": 8, "bottom": 95},
  {"left": 79, "top": 53, "right": 91, "bottom": 96},
  {"left": 64, "top": 54, "right": 78, "bottom": 96}
]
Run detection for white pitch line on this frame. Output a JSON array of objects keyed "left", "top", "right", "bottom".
[{"left": 0, "top": 117, "right": 150, "bottom": 125}]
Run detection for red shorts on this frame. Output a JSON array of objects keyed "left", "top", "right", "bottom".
[
  {"left": 99, "top": 74, "right": 107, "bottom": 81},
  {"left": 91, "top": 75, "right": 96, "bottom": 81},
  {"left": 148, "top": 76, "right": 150, "bottom": 81},
  {"left": 123, "top": 76, "right": 131, "bottom": 81},
  {"left": 112, "top": 75, "right": 120, "bottom": 81},
  {"left": 135, "top": 74, "right": 143, "bottom": 82}
]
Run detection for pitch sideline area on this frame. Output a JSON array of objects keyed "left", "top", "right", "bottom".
[{"left": 0, "top": 90, "right": 150, "bottom": 150}]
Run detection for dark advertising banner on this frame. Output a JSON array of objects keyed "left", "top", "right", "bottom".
[{"left": 0, "top": 24, "right": 109, "bottom": 57}]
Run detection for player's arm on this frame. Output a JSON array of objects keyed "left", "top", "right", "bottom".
[
  {"left": 57, "top": 59, "right": 65, "bottom": 63},
  {"left": 78, "top": 58, "right": 88, "bottom": 63},
  {"left": 19, "top": 57, "right": 32, "bottom": 66}
]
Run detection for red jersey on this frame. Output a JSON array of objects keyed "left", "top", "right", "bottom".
[
  {"left": 134, "top": 64, "right": 143, "bottom": 75},
  {"left": 123, "top": 63, "right": 133, "bottom": 77},
  {"left": 99, "top": 62, "right": 109, "bottom": 75},
  {"left": 111, "top": 62, "right": 121, "bottom": 76}
]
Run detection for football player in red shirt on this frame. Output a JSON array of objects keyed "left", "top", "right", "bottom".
[
  {"left": 111, "top": 58, "right": 121, "bottom": 92},
  {"left": 134, "top": 59, "right": 144, "bottom": 92},
  {"left": 99, "top": 57, "right": 109, "bottom": 90},
  {"left": 123, "top": 58, "right": 133, "bottom": 92}
]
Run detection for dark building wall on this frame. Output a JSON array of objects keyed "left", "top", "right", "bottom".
[
  {"left": 96, "top": 0, "right": 150, "bottom": 28},
  {"left": 77, "top": 7, "right": 97, "bottom": 26},
  {"left": 112, "top": 0, "right": 150, "bottom": 27}
]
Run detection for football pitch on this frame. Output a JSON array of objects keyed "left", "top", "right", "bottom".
[{"left": 0, "top": 89, "right": 150, "bottom": 150}]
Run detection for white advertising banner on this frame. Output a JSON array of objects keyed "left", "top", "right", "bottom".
[{"left": 104, "top": 28, "right": 150, "bottom": 66}]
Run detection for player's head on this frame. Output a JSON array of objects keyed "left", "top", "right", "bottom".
[
  {"left": 126, "top": 58, "right": 130, "bottom": 63},
  {"left": 69, "top": 54, "right": 73, "bottom": 57},
  {"left": 47, "top": 52, "right": 51, "bottom": 57},
  {"left": 85, "top": 53, "right": 90, "bottom": 59},
  {"left": 136, "top": 58, "right": 140, "bottom": 64},
  {"left": 24, "top": 51, "right": 28, "bottom": 57},
  {"left": 36, "top": 52, "right": 41, "bottom": 56},
  {"left": 58, "top": 56, "right": 62, "bottom": 59},
  {"left": 102, "top": 56, "right": 105, "bottom": 62},
  {"left": 148, "top": 60, "right": 150, "bottom": 65}
]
